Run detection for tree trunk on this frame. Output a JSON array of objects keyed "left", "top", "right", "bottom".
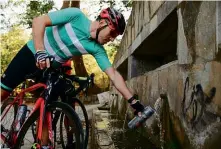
[
  {"left": 61, "top": 1, "right": 70, "bottom": 9},
  {"left": 70, "top": 1, "right": 80, "bottom": 8}
]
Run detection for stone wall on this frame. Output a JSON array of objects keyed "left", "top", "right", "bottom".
[{"left": 110, "top": 1, "right": 221, "bottom": 149}]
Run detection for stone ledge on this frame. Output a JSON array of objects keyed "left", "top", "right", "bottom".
[{"left": 91, "top": 108, "right": 115, "bottom": 149}]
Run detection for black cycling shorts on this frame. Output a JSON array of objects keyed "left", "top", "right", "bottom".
[{"left": 1, "top": 44, "right": 38, "bottom": 92}]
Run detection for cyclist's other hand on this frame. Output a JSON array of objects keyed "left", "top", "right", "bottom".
[
  {"left": 35, "top": 50, "right": 50, "bottom": 69},
  {"left": 128, "top": 95, "right": 145, "bottom": 116}
]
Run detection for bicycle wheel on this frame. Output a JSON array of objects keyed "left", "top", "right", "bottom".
[
  {"left": 1, "top": 98, "right": 18, "bottom": 140},
  {"left": 15, "top": 101, "right": 84, "bottom": 149},
  {"left": 60, "top": 97, "right": 89, "bottom": 149}
]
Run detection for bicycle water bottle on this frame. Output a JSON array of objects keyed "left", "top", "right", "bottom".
[
  {"left": 128, "top": 106, "right": 155, "bottom": 129},
  {"left": 13, "top": 104, "right": 27, "bottom": 132}
]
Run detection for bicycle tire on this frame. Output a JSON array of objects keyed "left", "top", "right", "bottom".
[
  {"left": 60, "top": 97, "right": 89, "bottom": 149},
  {"left": 14, "top": 101, "right": 84, "bottom": 149},
  {"left": 1, "top": 98, "right": 18, "bottom": 119},
  {"left": 1, "top": 98, "right": 18, "bottom": 135}
]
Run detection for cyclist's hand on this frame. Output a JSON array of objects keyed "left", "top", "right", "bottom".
[
  {"left": 128, "top": 95, "right": 145, "bottom": 116},
  {"left": 35, "top": 50, "right": 50, "bottom": 69}
]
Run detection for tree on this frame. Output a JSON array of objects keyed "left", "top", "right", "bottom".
[
  {"left": 20, "top": 1, "right": 55, "bottom": 28},
  {"left": 0, "top": 25, "right": 30, "bottom": 74},
  {"left": 0, "top": 0, "right": 26, "bottom": 32}
]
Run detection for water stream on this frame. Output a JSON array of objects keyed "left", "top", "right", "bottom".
[{"left": 103, "top": 110, "right": 160, "bottom": 149}]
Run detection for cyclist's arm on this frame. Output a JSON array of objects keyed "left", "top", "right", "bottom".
[
  {"left": 32, "top": 8, "right": 82, "bottom": 51},
  {"left": 104, "top": 67, "right": 133, "bottom": 100},
  {"left": 32, "top": 15, "right": 52, "bottom": 51},
  {"left": 93, "top": 46, "right": 133, "bottom": 100}
]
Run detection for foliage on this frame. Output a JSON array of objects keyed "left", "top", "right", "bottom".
[
  {"left": 20, "top": 0, "right": 55, "bottom": 28},
  {"left": 0, "top": 0, "right": 26, "bottom": 31},
  {"left": 0, "top": 25, "right": 30, "bottom": 74},
  {"left": 99, "top": 0, "right": 133, "bottom": 10},
  {"left": 81, "top": 41, "right": 119, "bottom": 89}
]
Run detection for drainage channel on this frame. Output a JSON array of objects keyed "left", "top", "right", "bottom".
[{"left": 92, "top": 108, "right": 160, "bottom": 149}]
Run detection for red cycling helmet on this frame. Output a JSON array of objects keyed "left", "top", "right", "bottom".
[{"left": 98, "top": 7, "right": 126, "bottom": 35}]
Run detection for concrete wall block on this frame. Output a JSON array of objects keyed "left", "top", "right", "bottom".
[
  {"left": 138, "top": 1, "right": 144, "bottom": 33},
  {"left": 134, "top": 1, "right": 139, "bottom": 38},
  {"left": 177, "top": 8, "right": 192, "bottom": 64},
  {"left": 157, "top": 1, "right": 178, "bottom": 24},
  {"left": 118, "top": 95, "right": 127, "bottom": 119},
  {"left": 179, "top": 1, "right": 216, "bottom": 63},
  {"left": 218, "top": 1, "right": 221, "bottom": 49},
  {"left": 124, "top": 31, "right": 128, "bottom": 51},
  {"left": 206, "top": 61, "right": 221, "bottom": 110},
  {"left": 158, "top": 68, "right": 169, "bottom": 94},
  {"left": 131, "top": 5, "right": 135, "bottom": 42},
  {"left": 143, "top": 1, "right": 150, "bottom": 25},
  {"left": 129, "top": 77, "right": 137, "bottom": 94},
  {"left": 195, "top": 1, "right": 216, "bottom": 61},
  {"left": 149, "top": 14, "right": 158, "bottom": 34},
  {"left": 137, "top": 75, "right": 147, "bottom": 102},
  {"left": 131, "top": 24, "right": 135, "bottom": 45},
  {"left": 142, "top": 75, "right": 149, "bottom": 106},
  {"left": 145, "top": 72, "right": 153, "bottom": 105},
  {"left": 149, "top": 71, "right": 159, "bottom": 106},
  {"left": 167, "top": 64, "right": 182, "bottom": 114},
  {"left": 127, "top": 19, "right": 132, "bottom": 49},
  {"left": 149, "top": 0, "right": 164, "bottom": 19},
  {"left": 217, "top": 1, "right": 221, "bottom": 62}
]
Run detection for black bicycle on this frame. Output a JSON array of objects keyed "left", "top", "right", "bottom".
[
  {"left": 52, "top": 66, "right": 94, "bottom": 149},
  {"left": 30, "top": 66, "right": 94, "bottom": 149},
  {"left": 1, "top": 65, "right": 93, "bottom": 149}
]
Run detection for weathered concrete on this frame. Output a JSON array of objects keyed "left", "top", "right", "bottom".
[
  {"left": 111, "top": 61, "right": 221, "bottom": 149},
  {"left": 177, "top": 2, "right": 217, "bottom": 64},
  {"left": 217, "top": 1, "right": 221, "bottom": 62},
  {"left": 114, "top": 1, "right": 180, "bottom": 69},
  {"left": 110, "top": 1, "right": 221, "bottom": 149},
  {"left": 91, "top": 108, "right": 115, "bottom": 149}
]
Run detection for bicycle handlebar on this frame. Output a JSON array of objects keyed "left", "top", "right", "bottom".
[
  {"left": 24, "top": 57, "right": 95, "bottom": 97},
  {"left": 66, "top": 73, "right": 95, "bottom": 95}
]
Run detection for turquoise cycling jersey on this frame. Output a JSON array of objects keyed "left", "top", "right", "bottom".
[{"left": 27, "top": 8, "right": 112, "bottom": 71}]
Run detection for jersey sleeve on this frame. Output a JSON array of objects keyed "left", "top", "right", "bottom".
[
  {"left": 48, "top": 8, "right": 82, "bottom": 25},
  {"left": 93, "top": 46, "right": 112, "bottom": 71}
]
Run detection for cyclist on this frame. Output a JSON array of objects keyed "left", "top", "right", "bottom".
[{"left": 1, "top": 7, "right": 146, "bottom": 148}]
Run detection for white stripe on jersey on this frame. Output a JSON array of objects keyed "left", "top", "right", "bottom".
[
  {"left": 52, "top": 26, "right": 72, "bottom": 58},
  {"left": 65, "top": 23, "right": 88, "bottom": 54},
  {"left": 44, "top": 32, "right": 66, "bottom": 63}
]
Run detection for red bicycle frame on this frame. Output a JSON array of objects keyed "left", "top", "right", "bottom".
[{"left": 1, "top": 82, "right": 54, "bottom": 148}]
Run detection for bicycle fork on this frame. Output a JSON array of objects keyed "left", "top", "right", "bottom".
[{"left": 33, "top": 98, "right": 54, "bottom": 148}]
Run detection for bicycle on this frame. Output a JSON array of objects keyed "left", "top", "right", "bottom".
[
  {"left": 57, "top": 72, "right": 94, "bottom": 149},
  {"left": 1, "top": 66, "right": 84, "bottom": 149},
  {"left": 28, "top": 65, "right": 94, "bottom": 149},
  {"left": 1, "top": 82, "right": 26, "bottom": 147}
]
